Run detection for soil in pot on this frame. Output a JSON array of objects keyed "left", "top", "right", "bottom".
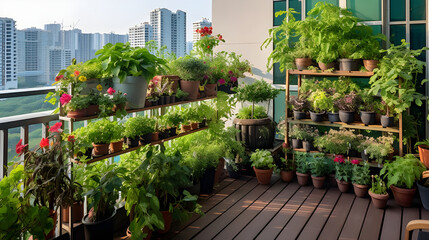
[
  {"left": 368, "top": 190, "right": 389, "bottom": 209},
  {"left": 328, "top": 112, "right": 340, "bottom": 123},
  {"left": 417, "top": 181, "right": 429, "bottom": 211},
  {"left": 200, "top": 167, "right": 216, "bottom": 195},
  {"left": 318, "top": 62, "right": 336, "bottom": 70},
  {"left": 390, "top": 184, "right": 416, "bottom": 207},
  {"left": 292, "top": 139, "right": 303, "bottom": 149},
  {"left": 182, "top": 124, "right": 191, "bottom": 132},
  {"left": 303, "top": 141, "right": 313, "bottom": 152},
  {"left": 180, "top": 80, "right": 200, "bottom": 100},
  {"left": 296, "top": 172, "right": 310, "bottom": 186},
  {"left": 363, "top": 60, "right": 379, "bottom": 72},
  {"left": 353, "top": 183, "right": 369, "bottom": 198},
  {"left": 281, "top": 170, "right": 295, "bottom": 182},
  {"left": 310, "top": 111, "right": 325, "bottom": 122},
  {"left": 190, "top": 122, "right": 199, "bottom": 130},
  {"left": 339, "top": 58, "right": 361, "bottom": 71},
  {"left": 62, "top": 202, "right": 84, "bottom": 223},
  {"left": 253, "top": 167, "right": 273, "bottom": 185},
  {"left": 67, "top": 108, "right": 87, "bottom": 118},
  {"left": 381, "top": 115, "right": 394, "bottom": 128},
  {"left": 140, "top": 133, "right": 152, "bottom": 145},
  {"left": 336, "top": 179, "right": 351, "bottom": 193},
  {"left": 204, "top": 83, "right": 217, "bottom": 97},
  {"left": 87, "top": 105, "right": 100, "bottom": 116},
  {"left": 293, "top": 110, "right": 306, "bottom": 120},
  {"left": 109, "top": 141, "right": 123, "bottom": 153},
  {"left": 157, "top": 211, "right": 173, "bottom": 234},
  {"left": 418, "top": 145, "right": 429, "bottom": 168},
  {"left": 360, "top": 111, "right": 376, "bottom": 126},
  {"left": 82, "top": 209, "right": 116, "bottom": 240},
  {"left": 295, "top": 58, "right": 313, "bottom": 70},
  {"left": 152, "top": 132, "right": 160, "bottom": 142},
  {"left": 126, "top": 137, "right": 140, "bottom": 147},
  {"left": 312, "top": 176, "right": 326, "bottom": 189},
  {"left": 339, "top": 110, "right": 355, "bottom": 124},
  {"left": 92, "top": 143, "right": 109, "bottom": 156}
]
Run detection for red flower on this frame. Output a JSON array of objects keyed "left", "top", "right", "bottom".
[
  {"left": 219, "top": 35, "right": 223, "bottom": 40},
  {"left": 351, "top": 159, "right": 360, "bottom": 165},
  {"left": 60, "top": 93, "right": 72, "bottom": 105},
  {"left": 67, "top": 135, "right": 75, "bottom": 143},
  {"left": 218, "top": 79, "right": 225, "bottom": 85},
  {"left": 74, "top": 70, "right": 80, "bottom": 76},
  {"left": 334, "top": 155, "right": 345, "bottom": 163},
  {"left": 107, "top": 87, "right": 116, "bottom": 95},
  {"left": 282, "top": 142, "right": 287, "bottom": 149},
  {"left": 40, "top": 138, "right": 49, "bottom": 148},
  {"left": 207, "top": 45, "right": 210, "bottom": 49},
  {"left": 49, "top": 122, "right": 62, "bottom": 133},
  {"left": 55, "top": 75, "right": 64, "bottom": 82},
  {"left": 16, "top": 139, "right": 28, "bottom": 156},
  {"left": 230, "top": 76, "right": 238, "bottom": 82}
]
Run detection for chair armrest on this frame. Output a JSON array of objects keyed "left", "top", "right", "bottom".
[
  {"left": 405, "top": 220, "right": 429, "bottom": 240},
  {"left": 423, "top": 171, "right": 429, "bottom": 179}
]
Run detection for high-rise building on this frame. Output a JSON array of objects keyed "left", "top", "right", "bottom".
[
  {"left": 44, "top": 23, "right": 61, "bottom": 47},
  {"left": 78, "top": 33, "right": 96, "bottom": 63},
  {"left": 171, "top": 10, "right": 186, "bottom": 57},
  {"left": 193, "top": 18, "right": 212, "bottom": 43},
  {"left": 102, "top": 33, "right": 128, "bottom": 47},
  {"left": 0, "top": 18, "right": 17, "bottom": 90},
  {"left": 129, "top": 22, "right": 153, "bottom": 48},
  {"left": 186, "top": 41, "right": 193, "bottom": 55},
  {"left": 48, "top": 48, "right": 71, "bottom": 83}
]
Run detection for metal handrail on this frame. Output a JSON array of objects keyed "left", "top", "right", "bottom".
[
  {"left": 0, "top": 111, "right": 58, "bottom": 130},
  {"left": 0, "top": 86, "right": 55, "bottom": 98}
]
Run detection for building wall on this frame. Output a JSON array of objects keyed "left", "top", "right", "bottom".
[{"left": 0, "top": 18, "right": 17, "bottom": 90}]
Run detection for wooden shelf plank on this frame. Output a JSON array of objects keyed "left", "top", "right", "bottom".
[
  {"left": 59, "top": 96, "right": 216, "bottom": 122},
  {"left": 288, "top": 118, "right": 399, "bottom": 133},
  {"left": 72, "top": 126, "right": 209, "bottom": 165},
  {"left": 288, "top": 70, "right": 374, "bottom": 77}
]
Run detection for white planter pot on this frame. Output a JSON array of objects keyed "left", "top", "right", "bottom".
[{"left": 113, "top": 76, "right": 148, "bottom": 109}]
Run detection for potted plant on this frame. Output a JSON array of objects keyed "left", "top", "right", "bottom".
[
  {"left": 368, "top": 175, "right": 389, "bottom": 209},
  {"left": 310, "top": 154, "right": 329, "bottom": 189},
  {"left": 289, "top": 125, "right": 305, "bottom": 149},
  {"left": 87, "top": 91, "right": 101, "bottom": 116},
  {"left": 95, "top": 42, "right": 167, "bottom": 108},
  {"left": 380, "top": 154, "right": 426, "bottom": 207},
  {"left": 278, "top": 156, "right": 295, "bottom": 182},
  {"left": 65, "top": 94, "right": 90, "bottom": 118},
  {"left": 70, "top": 127, "right": 93, "bottom": 161},
  {"left": 314, "top": 129, "right": 354, "bottom": 155},
  {"left": 358, "top": 33, "right": 384, "bottom": 72},
  {"left": 359, "top": 90, "right": 380, "bottom": 126},
  {"left": 309, "top": 90, "right": 332, "bottom": 122},
  {"left": 302, "top": 126, "right": 319, "bottom": 152},
  {"left": 334, "top": 92, "right": 361, "bottom": 124},
  {"left": 173, "top": 57, "right": 209, "bottom": 100},
  {"left": 153, "top": 76, "right": 174, "bottom": 105},
  {"left": 250, "top": 149, "right": 275, "bottom": 185},
  {"left": 295, "top": 152, "right": 310, "bottom": 186},
  {"left": 108, "top": 88, "right": 128, "bottom": 113},
  {"left": 220, "top": 52, "right": 252, "bottom": 93},
  {"left": 205, "top": 54, "right": 227, "bottom": 96},
  {"left": 175, "top": 88, "right": 189, "bottom": 102},
  {"left": 62, "top": 164, "right": 85, "bottom": 224},
  {"left": 351, "top": 160, "right": 370, "bottom": 198},
  {"left": 110, "top": 122, "right": 125, "bottom": 153},
  {"left": 357, "top": 135, "right": 394, "bottom": 166},
  {"left": 124, "top": 116, "right": 147, "bottom": 147},
  {"left": 86, "top": 119, "right": 116, "bottom": 156},
  {"left": 163, "top": 110, "right": 183, "bottom": 137},
  {"left": 338, "top": 39, "right": 363, "bottom": 71},
  {"left": 335, "top": 159, "right": 353, "bottom": 193},
  {"left": 415, "top": 140, "right": 429, "bottom": 168},
  {"left": 97, "top": 93, "right": 114, "bottom": 118},
  {"left": 290, "top": 97, "right": 310, "bottom": 120}
]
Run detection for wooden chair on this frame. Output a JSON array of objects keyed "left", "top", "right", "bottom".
[{"left": 405, "top": 171, "right": 429, "bottom": 240}]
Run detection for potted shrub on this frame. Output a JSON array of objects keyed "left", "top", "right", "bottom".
[
  {"left": 358, "top": 34, "right": 384, "bottom": 72},
  {"left": 335, "top": 159, "right": 353, "bottom": 193},
  {"left": 295, "top": 152, "right": 311, "bottom": 186},
  {"left": 310, "top": 154, "right": 329, "bottom": 189},
  {"left": 302, "top": 126, "right": 319, "bottom": 152},
  {"left": 110, "top": 122, "right": 125, "bottom": 153},
  {"left": 379, "top": 99, "right": 395, "bottom": 128},
  {"left": 65, "top": 95, "right": 90, "bottom": 118},
  {"left": 175, "top": 88, "right": 189, "bottom": 102},
  {"left": 278, "top": 156, "right": 295, "bottom": 182},
  {"left": 357, "top": 135, "right": 394, "bottom": 166},
  {"left": 290, "top": 97, "right": 310, "bottom": 120},
  {"left": 173, "top": 57, "right": 209, "bottom": 100},
  {"left": 351, "top": 160, "right": 370, "bottom": 198},
  {"left": 309, "top": 90, "right": 332, "bottom": 122},
  {"left": 415, "top": 140, "right": 429, "bottom": 168},
  {"left": 289, "top": 125, "right": 305, "bottom": 149},
  {"left": 87, "top": 119, "right": 116, "bottom": 156},
  {"left": 220, "top": 52, "right": 252, "bottom": 93},
  {"left": 250, "top": 149, "right": 275, "bottom": 185},
  {"left": 368, "top": 175, "right": 389, "bottom": 209},
  {"left": 233, "top": 79, "right": 280, "bottom": 149},
  {"left": 359, "top": 90, "right": 381, "bottom": 126},
  {"left": 95, "top": 42, "right": 167, "bottom": 109},
  {"left": 381, "top": 154, "right": 426, "bottom": 207},
  {"left": 124, "top": 116, "right": 147, "bottom": 147},
  {"left": 334, "top": 92, "right": 362, "bottom": 124}
]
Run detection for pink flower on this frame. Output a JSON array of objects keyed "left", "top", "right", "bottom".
[
  {"left": 107, "top": 87, "right": 116, "bottom": 95},
  {"left": 334, "top": 155, "right": 345, "bottom": 163},
  {"left": 16, "top": 139, "right": 28, "bottom": 156},
  {"left": 351, "top": 159, "right": 360, "bottom": 165},
  {"left": 228, "top": 70, "right": 233, "bottom": 75},
  {"left": 218, "top": 79, "right": 225, "bottom": 85},
  {"left": 60, "top": 93, "right": 72, "bottom": 105},
  {"left": 49, "top": 122, "right": 62, "bottom": 133},
  {"left": 124, "top": 93, "right": 127, "bottom": 96},
  {"left": 230, "top": 76, "right": 238, "bottom": 82},
  {"left": 203, "top": 75, "right": 209, "bottom": 80},
  {"left": 40, "top": 138, "right": 49, "bottom": 149}
]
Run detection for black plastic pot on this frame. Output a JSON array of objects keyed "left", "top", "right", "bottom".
[
  {"left": 169, "top": 127, "right": 177, "bottom": 137},
  {"left": 293, "top": 110, "right": 306, "bottom": 120},
  {"left": 303, "top": 141, "right": 313, "bottom": 152},
  {"left": 139, "top": 133, "right": 152, "bottom": 145},
  {"left": 339, "top": 58, "right": 361, "bottom": 71},
  {"left": 185, "top": 181, "right": 201, "bottom": 196},
  {"left": 218, "top": 84, "right": 236, "bottom": 94},
  {"left": 417, "top": 181, "right": 429, "bottom": 211},
  {"left": 159, "top": 131, "right": 169, "bottom": 140},
  {"left": 328, "top": 112, "right": 340, "bottom": 123},
  {"left": 82, "top": 209, "right": 116, "bottom": 240},
  {"left": 360, "top": 111, "right": 376, "bottom": 126},
  {"left": 200, "top": 167, "right": 216, "bottom": 195},
  {"left": 348, "top": 149, "right": 359, "bottom": 158},
  {"left": 126, "top": 137, "right": 139, "bottom": 147},
  {"left": 159, "top": 96, "right": 167, "bottom": 105},
  {"left": 199, "top": 119, "right": 207, "bottom": 128},
  {"left": 310, "top": 111, "right": 325, "bottom": 122},
  {"left": 150, "top": 99, "right": 159, "bottom": 106},
  {"left": 361, "top": 151, "right": 369, "bottom": 161},
  {"left": 292, "top": 138, "right": 303, "bottom": 149},
  {"left": 339, "top": 110, "right": 355, "bottom": 124},
  {"left": 227, "top": 164, "right": 242, "bottom": 179},
  {"left": 170, "top": 95, "right": 176, "bottom": 103},
  {"left": 176, "top": 97, "right": 184, "bottom": 102},
  {"left": 381, "top": 116, "right": 394, "bottom": 128}
]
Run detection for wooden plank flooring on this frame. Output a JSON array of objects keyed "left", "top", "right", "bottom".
[{"left": 165, "top": 176, "right": 429, "bottom": 240}]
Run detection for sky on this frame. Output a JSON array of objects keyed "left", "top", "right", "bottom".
[{"left": 0, "top": 0, "right": 212, "bottom": 42}]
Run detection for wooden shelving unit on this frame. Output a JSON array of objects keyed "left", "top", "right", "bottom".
[{"left": 284, "top": 69, "right": 403, "bottom": 159}]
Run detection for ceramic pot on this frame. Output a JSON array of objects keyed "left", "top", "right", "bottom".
[
  {"left": 339, "top": 58, "right": 361, "bottom": 71},
  {"left": 281, "top": 170, "right": 295, "bottom": 182},
  {"left": 293, "top": 110, "right": 306, "bottom": 120},
  {"left": 296, "top": 172, "right": 310, "bottom": 186},
  {"left": 418, "top": 145, "right": 429, "bottom": 168},
  {"left": 328, "top": 112, "right": 340, "bottom": 123},
  {"left": 109, "top": 141, "right": 123, "bottom": 153},
  {"left": 295, "top": 58, "right": 313, "bottom": 70},
  {"left": 82, "top": 209, "right": 116, "bottom": 240},
  {"left": 318, "top": 62, "right": 336, "bottom": 70},
  {"left": 292, "top": 139, "right": 303, "bottom": 149},
  {"left": 312, "top": 176, "right": 326, "bottom": 189},
  {"left": 204, "top": 83, "right": 217, "bottom": 97},
  {"left": 337, "top": 179, "right": 351, "bottom": 193},
  {"left": 390, "top": 185, "right": 416, "bottom": 207},
  {"left": 253, "top": 167, "right": 273, "bottom": 185},
  {"left": 381, "top": 116, "right": 394, "bottom": 128},
  {"left": 339, "top": 110, "right": 355, "bottom": 124},
  {"left": 67, "top": 108, "right": 87, "bottom": 118},
  {"left": 353, "top": 183, "right": 369, "bottom": 198},
  {"left": 180, "top": 80, "right": 200, "bottom": 100},
  {"left": 92, "top": 143, "right": 109, "bottom": 156},
  {"left": 363, "top": 60, "right": 379, "bottom": 72},
  {"left": 303, "top": 141, "right": 313, "bottom": 152},
  {"left": 151, "top": 132, "right": 160, "bottom": 142},
  {"left": 310, "top": 111, "right": 325, "bottom": 122},
  {"left": 369, "top": 190, "right": 389, "bottom": 209},
  {"left": 181, "top": 124, "right": 191, "bottom": 132},
  {"left": 360, "top": 111, "right": 376, "bottom": 126},
  {"left": 113, "top": 76, "right": 148, "bottom": 109}
]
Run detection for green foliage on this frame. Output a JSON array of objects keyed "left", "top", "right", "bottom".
[
  {"left": 175, "top": 88, "right": 189, "bottom": 99},
  {"left": 352, "top": 161, "right": 370, "bottom": 185},
  {"left": 66, "top": 95, "right": 90, "bottom": 111},
  {"left": 71, "top": 126, "right": 92, "bottom": 158},
  {"left": 309, "top": 90, "right": 332, "bottom": 113},
  {"left": 235, "top": 79, "right": 280, "bottom": 104},
  {"left": 250, "top": 149, "right": 275, "bottom": 170},
  {"left": 370, "top": 175, "right": 387, "bottom": 195},
  {"left": 95, "top": 42, "right": 167, "bottom": 83},
  {"left": 182, "top": 143, "right": 223, "bottom": 180},
  {"left": 289, "top": 125, "right": 319, "bottom": 141},
  {"left": 236, "top": 105, "right": 268, "bottom": 119},
  {"left": 309, "top": 154, "right": 329, "bottom": 177},
  {"left": 194, "top": 102, "right": 217, "bottom": 122},
  {"left": 164, "top": 110, "right": 183, "bottom": 128},
  {"left": 334, "top": 91, "right": 362, "bottom": 112},
  {"left": 123, "top": 116, "right": 155, "bottom": 139},
  {"left": 173, "top": 56, "right": 209, "bottom": 81},
  {"left": 81, "top": 60, "right": 103, "bottom": 79},
  {"left": 357, "top": 135, "right": 394, "bottom": 165},
  {"left": 206, "top": 53, "right": 228, "bottom": 84},
  {"left": 86, "top": 119, "right": 123, "bottom": 144},
  {"left": 335, "top": 161, "right": 353, "bottom": 182},
  {"left": 290, "top": 97, "right": 311, "bottom": 112},
  {"left": 315, "top": 129, "right": 363, "bottom": 155},
  {"left": 359, "top": 89, "right": 383, "bottom": 112},
  {"left": 295, "top": 152, "right": 310, "bottom": 174},
  {"left": 278, "top": 157, "right": 295, "bottom": 171},
  {"left": 380, "top": 154, "right": 426, "bottom": 189}
]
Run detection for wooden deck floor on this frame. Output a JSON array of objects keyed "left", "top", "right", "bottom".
[{"left": 164, "top": 175, "right": 429, "bottom": 240}]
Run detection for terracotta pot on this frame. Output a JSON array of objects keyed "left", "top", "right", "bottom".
[
  {"left": 204, "top": 83, "right": 217, "bottom": 97},
  {"left": 311, "top": 175, "right": 326, "bottom": 189},
  {"left": 353, "top": 183, "right": 369, "bottom": 198},
  {"left": 157, "top": 211, "right": 173, "bottom": 234},
  {"left": 151, "top": 132, "right": 160, "bottom": 142},
  {"left": 418, "top": 145, "right": 429, "bottom": 168},
  {"left": 253, "top": 167, "right": 273, "bottom": 185},
  {"left": 336, "top": 179, "right": 351, "bottom": 193},
  {"left": 295, "top": 58, "right": 313, "bottom": 70},
  {"left": 296, "top": 172, "right": 310, "bottom": 186},
  {"left": 363, "top": 59, "right": 379, "bottom": 72},
  {"left": 180, "top": 80, "right": 200, "bottom": 100},
  {"left": 109, "top": 141, "right": 123, "bottom": 153},
  {"left": 390, "top": 185, "right": 417, "bottom": 207},
  {"left": 280, "top": 170, "right": 294, "bottom": 182},
  {"left": 190, "top": 122, "right": 199, "bottom": 130},
  {"left": 46, "top": 210, "right": 57, "bottom": 239},
  {"left": 62, "top": 202, "right": 84, "bottom": 223},
  {"left": 87, "top": 104, "right": 100, "bottom": 116},
  {"left": 318, "top": 62, "right": 336, "bottom": 70},
  {"left": 369, "top": 190, "right": 389, "bottom": 209},
  {"left": 127, "top": 226, "right": 152, "bottom": 240},
  {"left": 67, "top": 108, "right": 87, "bottom": 118},
  {"left": 181, "top": 124, "right": 191, "bottom": 132},
  {"left": 92, "top": 143, "right": 109, "bottom": 156}
]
